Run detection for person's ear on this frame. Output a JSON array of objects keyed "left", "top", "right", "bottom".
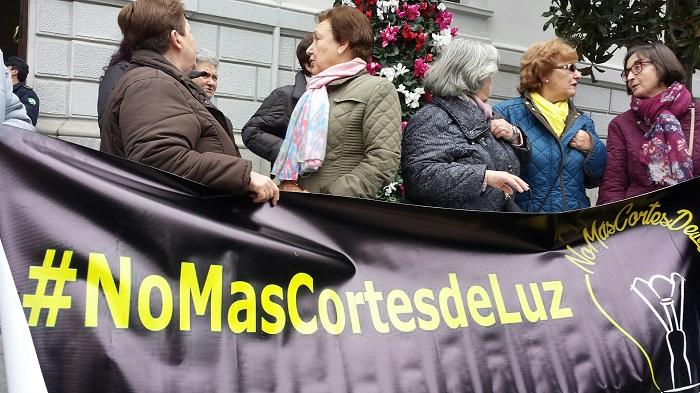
[
  {"left": 337, "top": 41, "right": 350, "bottom": 56},
  {"left": 169, "top": 30, "right": 182, "bottom": 51},
  {"left": 9, "top": 68, "right": 18, "bottom": 77}
]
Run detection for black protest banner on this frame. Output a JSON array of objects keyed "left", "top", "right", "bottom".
[{"left": 0, "top": 126, "right": 698, "bottom": 393}]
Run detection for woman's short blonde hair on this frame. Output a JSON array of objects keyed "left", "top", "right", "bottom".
[{"left": 518, "top": 38, "right": 578, "bottom": 94}]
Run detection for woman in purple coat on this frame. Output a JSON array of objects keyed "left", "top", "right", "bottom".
[{"left": 598, "top": 42, "right": 699, "bottom": 204}]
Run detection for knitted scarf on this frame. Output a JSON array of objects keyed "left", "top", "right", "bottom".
[
  {"left": 271, "top": 58, "right": 367, "bottom": 180},
  {"left": 632, "top": 82, "right": 693, "bottom": 186}
]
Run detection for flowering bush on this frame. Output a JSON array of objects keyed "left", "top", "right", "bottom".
[{"left": 334, "top": 0, "right": 458, "bottom": 202}]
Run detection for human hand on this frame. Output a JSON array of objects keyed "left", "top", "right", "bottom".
[
  {"left": 247, "top": 171, "right": 280, "bottom": 206},
  {"left": 569, "top": 130, "right": 592, "bottom": 153},
  {"left": 279, "top": 180, "right": 308, "bottom": 193},
  {"left": 490, "top": 119, "right": 516, "bottom": 141},
  {"left": 485, "top": 170, "right": 529, "bottom": 196}
]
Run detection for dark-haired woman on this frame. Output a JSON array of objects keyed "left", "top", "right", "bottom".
[
  {"left": 598, "top": 42, "right": 700, "bottom": 204},
  {"left": 97, "top": 40, "right": 131, "bottom": 124}
]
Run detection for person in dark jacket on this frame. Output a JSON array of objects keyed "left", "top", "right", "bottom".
[
  {"left": 493, "top": 39, "right": 606, "bottom": 212},
  {"left": 598, "top": 42, "right": 700, "bottom": 204},
  {"left": 242, "top": 34, "right": 314, "bottom": 163},
  {"left": 97, "top": 40, "right": 131, "bottom": 124},
  {"left": 402, "top": 39, "right": 530, "bottom": 211},
  {"left": 4, "top": 56, "right": 40, "bottom": 126},
  {"left": 100, "top": 0, "right": 278, "bottom": 204}
]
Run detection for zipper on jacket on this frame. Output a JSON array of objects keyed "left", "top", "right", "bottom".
[{"left": 524, "top": 98, "right": 568, "bottom": 211}]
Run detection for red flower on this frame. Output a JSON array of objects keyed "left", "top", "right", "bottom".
[
  {"left": 401, "top": 121, "right": 408, "bottom": 131},
  {"left": 424, "top": 92, "right": 433, "bottom": 103},
  {"left": 365, "top": 10, "right": 372, "bottom": 18},
  {"left": 436, "top": 11, "right": 454, "bottom": 30},
  {"left": 366, "top": 60, "right": 383, "bottom": 75},
  {"left": 414, "top": 57, "right": 429, "bottom": 78},
  {"left": 425, "top": 53, "right": 433, "bottom": 62},
  {"left": 414, "top": 32, "right": 427, "bottom": 51},
  {"left": 401, "top": 23, "right": 416, "bottom": 40},
  {"left": 451, "top": 27, "right": 459, "bottom": 37}
]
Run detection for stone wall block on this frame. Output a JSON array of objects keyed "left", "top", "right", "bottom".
[
  {"left": 73, "top": 2, "right": 122, "bottom": 42},
  {"left": 491, "top": 71, "right": 520, "bottom": 100},
  {"left": 219, "top": 27, "right": 273, "bottom": 65},
  {"left": 279, "top": 36, "right": 297, "bottom": 70},
  {"left": 610, "top": 89, "right": 630, "bottom": 114},
  {"left": 216, "top": 63, "right": 257, "bottom": 98},
  {"left": 37, "top": 0, "right": 71, "bottom": 36},
  {"left": 35, "top": 38, "right": 70, "bottom": 77},
  {"left": 573, "top": 84, "right": 612, "bottom": 112},
  {"left": 217, "top": 98, "right": 261, "bottom": 130},
  {"left": 257, "top": 67, "right": 271, "bottom": 100},
  {"left": 33, "top": 79, "right": 69, "bottom": 116},
  {"left": 70, "top": 81, "right": 99, "bottom": 119},
  {"left": 277, "top": 70, "right": 296, "bottom": 89},
  {"left": 590, "top": 112, "right": 617, "bottom": 139},
  {"left": 191, "top": 21, "right": 219, "bottom": 54},
  {"left": 72, "top": 43, "right": 116, "bottom": 80}
]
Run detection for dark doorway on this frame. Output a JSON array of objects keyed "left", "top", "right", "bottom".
[{"left": 1, "top": 0, "right": 28, "bottom": 58}]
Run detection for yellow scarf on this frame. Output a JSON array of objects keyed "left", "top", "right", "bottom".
[{"left": 530, "top": 92, "right": 569, "bottom": 137}]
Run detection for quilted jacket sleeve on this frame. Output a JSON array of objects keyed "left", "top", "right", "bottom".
[
  {"left": 241, "top": 86, "right": 292, "bottom": 163},
  {"left": 118, "top": 77, "right": 251, "bottom": 194},
  {"left": 326, "top": 79, "right": 402, "bottom": 197},
  {"left": 582, "top": 120, "right": 607, "bottom": 188},
  {"left": 402, "top": 106, "right": 500, "bottom": 208},
  {"left": 597, "top": 120, "right": 628, "bottom": 204}
]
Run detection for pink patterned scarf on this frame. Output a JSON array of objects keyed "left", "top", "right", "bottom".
[
  {"left": 272, "top": 58, "right": 367, "bottom": 181},
  {"left": 632, "top": 82, "right": 693, "bottom": 186}
]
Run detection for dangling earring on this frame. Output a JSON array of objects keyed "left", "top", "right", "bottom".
[{"left": 545, "top": 79, "right": 549, "bottom": 83}]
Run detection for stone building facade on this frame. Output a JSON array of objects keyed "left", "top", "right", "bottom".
[{"left": 21, "top": 0, "right": 700, "bottom": 176}]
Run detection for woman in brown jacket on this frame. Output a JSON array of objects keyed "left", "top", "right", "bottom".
[{"left": 100, "top": 0, "right": 278, "bottom": 204}]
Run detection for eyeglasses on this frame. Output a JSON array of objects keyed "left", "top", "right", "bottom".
[
  {"left": 621, "top": 60, "right": 652, "bottom": 81},
  {"left": 554, "top": 64, "right": 578, "bottom": 73}
]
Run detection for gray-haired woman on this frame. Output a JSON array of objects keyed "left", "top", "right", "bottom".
[{"left": 402, "top": 38, "right": 530, "bottom": 211}]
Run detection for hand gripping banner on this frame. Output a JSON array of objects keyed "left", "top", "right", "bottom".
[{"left": 0, "top": 126, "right": 698, "bottom": 393}]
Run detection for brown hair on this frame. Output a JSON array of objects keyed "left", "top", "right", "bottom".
[
  {"left": 623, "top": 42, "right": 686, "bottom": 95},
  {"left": 117, "top": 0, "right": 186, "bottom": 55},
  {"left": 518, "top": 38, "right": 578, "bottom": 95},
  {"left": 296, "top": 33, "right": 314, "bottom": 76},
  {"left": 317, "top": 6, "right": 373, "bottom": 61}
]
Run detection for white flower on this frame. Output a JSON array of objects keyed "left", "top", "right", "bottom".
[
  {"left": 437, "top": 2, "right": 446, "bottom": 11},
  {"left": 341, "top": 0, "right": 356, "bottom": 7},
  {"left": 379, "top": 67, "right": 397, "bottom": 82},
  {"left": 377, "top": 0, "right": 399, "bottom": 13},
  {"left": 384, "top": 182, "right": 398, "bottom": 196},
  {"left": 394, "top": 63, "right": 409, "bottom": 77},
  {"left": 396, "top": 85, "right": 423, "bottom": 108},
  {"left": 376, "top": 8, "right": 385, "bottom": 20},
  {"left": 431, "top": 28, "right": 453, "bottom": 50}
]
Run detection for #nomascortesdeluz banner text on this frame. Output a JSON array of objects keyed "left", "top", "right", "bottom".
[{"left": 0, "top": 126, "right": 698, "bottom": 393}]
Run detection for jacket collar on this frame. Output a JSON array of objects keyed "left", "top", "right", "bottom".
[
  {"left": 292, "top": 71, "right": 307, "bottom": 100},
  {"left": 326, "top": 69, "right": 368, "bottom": 88},
  {"left": 432, "top": 96, "right": 489, "bottom": 139},
  {"left": 130, "top": 49, "right": 211, "bottom": 105},
  {"left": 522, "top": 91, "right": 583, "bottom": 139}
]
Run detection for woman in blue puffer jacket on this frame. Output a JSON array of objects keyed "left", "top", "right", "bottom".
[{"left": 493, "top": 39, "right": 607, "bottom": 212}]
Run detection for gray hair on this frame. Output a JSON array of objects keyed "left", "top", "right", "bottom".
[
  {"left": 195, "top": 49, "right": 219, "bottom": 68},
  {"left": 424, "top": 38, "right": 499, "bottom": 97}
]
